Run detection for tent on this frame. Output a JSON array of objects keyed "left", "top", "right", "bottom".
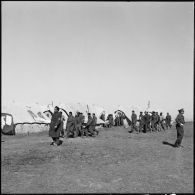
[{"left": 1, "top": 102, "right": 50, "bottom": 135}]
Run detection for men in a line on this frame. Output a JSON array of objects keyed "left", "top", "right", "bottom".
[
  {"left": 174, "top": 108, "right": 185, "bottom": 148},
  {"left": 49, "top": 106, "right": 62, "bottom": 146},
  {"left": 138, "top": 111, "right": 144, "bottom": 133},
  {"left": 66, "top": 112, "right": 75, "bottom": 137},
  {"left": 165, "top": 113, "right": 172, "bottom": 129},
  {"left": 131, "top": 110, "right": 137, "bottom": 132}
]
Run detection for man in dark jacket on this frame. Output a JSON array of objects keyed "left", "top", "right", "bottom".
[
  {"left": 92, "top": 113, "right": 99, "bottom": 135},
  {"left": 66, "top": 112, "right": 75, "bottom": 137},
  {"left": 138, "top": 112, "right": 144, "bottom": 133},
  {"left": 49, "top": 106, "right": 62, "bottom": 146},
  {"left": 85, "top": 113, "right": 95, "bottom": 137},
  {"left": 165, "top": 113, "right": 172, "bottom": 129},
  {"left": 174, "top": 108, "right": 185, "bottom": 148},
  {"left": 131, "top": 110, "right": 137, "bottom": 132}
]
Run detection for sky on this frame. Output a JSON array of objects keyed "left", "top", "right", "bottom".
[{"left": 2, "top": 2, "right": 194, "bottom": 120}]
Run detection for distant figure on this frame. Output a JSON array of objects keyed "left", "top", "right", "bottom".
[
  {"left": 159, "top": 112, "right": 165, "bottom": 131},
  {"left": 165, "top": 113, "right": 172, "bottom": 129},
  {"left": 150, "top": 111, "right": 156, "bottom": 132},
  {"left": 59, "top": 111, "right": 65, "bottom": 137},
  {"left": 131, "top": 110, "right": 137, "bottom": 132},
  {"left": 66, "top": 112, "right": 75, "bottom": 137},
  {"left": 85, "top": 113, "right": 95, "bottom": 137},
  {"left": 49, "top": 106, "right": 62, "bottom": 146},
  {"left": 74, "top": 112, "right": 81, "bottom": 138},
  {"left": 174, "top": 108, "right": 185, "bottom": 148},
  {"left": 92, "top": 113, "right": 99, "bottom": 135},
  {"left": 138, "top": 112, "right": 144, "bottom": 133}
]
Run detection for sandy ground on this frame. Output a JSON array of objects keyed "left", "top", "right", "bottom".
[{"left": 1, "top": 122, "right": 193, "bottom": 193}]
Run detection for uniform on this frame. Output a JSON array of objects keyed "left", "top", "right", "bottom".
[
  {"left": 85, "top": 115, "right": 94, "bottom": 136},
  {"left": 175, "top": 112, "right": 185, "bottom": 147},
  {"left": 66, "top": 115, "right": 75, "bottom": 137},
  {"left": 49, "top": 111, "right": 62, "bottom": 144},
  {"left": 165, "top": 114, "right": 172, "bottom": 129},
  {"left": 139, "top": 113, "right": 144, "bottom": 132},
  {"left": 131, "top": 113, "right": 137, "bottom": 132}
]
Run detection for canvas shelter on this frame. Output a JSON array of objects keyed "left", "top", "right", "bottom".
[{"left": 1, "top": 102, "right": 50, "bottom": 135}]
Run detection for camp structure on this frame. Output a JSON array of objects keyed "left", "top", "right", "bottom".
[{"left": 1, "top": 102, "right": 51, "bottom": 135}]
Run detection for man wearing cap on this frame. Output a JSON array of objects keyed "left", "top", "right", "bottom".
[
  {"left": 49, "top": 106, "right": 62, "bottom": 146},
  {"left": 174, "top": 109, "right": 185, "bottom": 148}
]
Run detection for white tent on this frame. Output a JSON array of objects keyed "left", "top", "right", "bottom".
[{"left": 1, "top": 102, "right": 50, "bottom": 134}]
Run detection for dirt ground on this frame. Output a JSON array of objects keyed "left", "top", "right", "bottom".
[{"left": 1, "top": 122, "right": 194, "bottom": 193}]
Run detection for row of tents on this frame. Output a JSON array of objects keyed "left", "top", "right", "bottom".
[
  {"left": 1, "top": 101, "right": 167, "bottom": 135},
  {"left": 1, "top": 102, "right": 110, "bottom": 135}
]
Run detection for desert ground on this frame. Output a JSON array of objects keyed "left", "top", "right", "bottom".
[{"left": 1, "top": 122, "right": 193, "bottom": 193}]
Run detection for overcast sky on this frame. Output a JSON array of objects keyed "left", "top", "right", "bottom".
[{"left": 2, "top": 2, "right": 194, "bottom": 120}]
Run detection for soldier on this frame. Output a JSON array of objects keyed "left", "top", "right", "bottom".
[
  {"left": 74, "top": 112, "right": 81, "bottom": 138},
  {"left": 138, "top": 111, "right": 144, "bottom": 133},
  {"left": 92, "top": 113, "right": 99, "bottom": 135},
  {"left": 159, "top": 112, "right": 165, "bottom": 131},
  {"left": 66, "top": 112, "right": 75, "bottom": 137},
  {"left": 49, "top": 106, "right": 62, "bottom": 146},
  {"left": 150, "top": 111, "right": 156, "bottom": 132},
  {"left": 85, "top": 113, "right": 95, "bottom": 137},
  {"left": 165, "top": 113, "right": 172, "bottom": 129},
  {"left": 174, "top": 108, "right": 185, "bottom": 148},
  {"left": 59, "top": 111, "right": 65, "bottom": 138},
  {"left": 131, "top": 110, "right": 137, "bottom": 132}
]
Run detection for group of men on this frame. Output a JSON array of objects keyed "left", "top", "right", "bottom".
[
  {"left": 49, "top": 106, "right": 99, "bottom": 146},
  {"left": 49, "top": 106, "right": 185, "bottom": 149},
  {"left": 130, "top": 110, "right": 172, "bottom": 133}
]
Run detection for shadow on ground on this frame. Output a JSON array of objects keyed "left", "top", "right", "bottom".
[{"left": 162, "top": 141, "right": 176, "bottom": 148}]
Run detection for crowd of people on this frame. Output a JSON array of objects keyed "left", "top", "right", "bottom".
[
  {"left": 49, "top": 106, "right": 185, "bottom": 148},
  {"left": 49, "top": 106, "right": 99, "bottom": 146}
]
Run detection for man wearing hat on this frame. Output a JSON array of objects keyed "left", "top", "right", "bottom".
[{"left": 174, "top": 108, "right": 185, "bottom": 148}]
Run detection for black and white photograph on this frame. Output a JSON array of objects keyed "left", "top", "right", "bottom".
[{"left": 1, "top": 1, "right": 194, "bottom": 193}]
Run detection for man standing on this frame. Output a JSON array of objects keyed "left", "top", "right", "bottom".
[
  {"left": 131, "top": 110, "right": 137, "bottom": 132},
  {"left": 139, "top": 112, "right": 144, "bottom": 133},
  {"left": 159, "top": 112, "right": 165, "bottom": 131},
  {"left": 92, "top": 113, "right": 99, "bottom": 135},
  {"left": 49, "top": 106, "right": 62, "bottom": 146},
  {"left": 85, "top": 113, "right": 95, "bottom": 137},
  {"left": 174, "top": 109, "right": 185, "bottom": 148},
  {"left": 74, "top": 112, "right": 81, "bottom": 138},
  {"left": 66, "top": 112, "right": 75, "bottom": 137},
  {"left": 150, "top": 111, "right": 156, "bottom": 132},
  {"left": 165, "top": 113, "right": 172, "bottom": 129}
]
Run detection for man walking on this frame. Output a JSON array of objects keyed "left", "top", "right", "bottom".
[
  {"left": 49, "top": 106, "right": 62, "bottom": 146},
  {"left": 174, "top": 108, "right": 185, "bottom": 148}
]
